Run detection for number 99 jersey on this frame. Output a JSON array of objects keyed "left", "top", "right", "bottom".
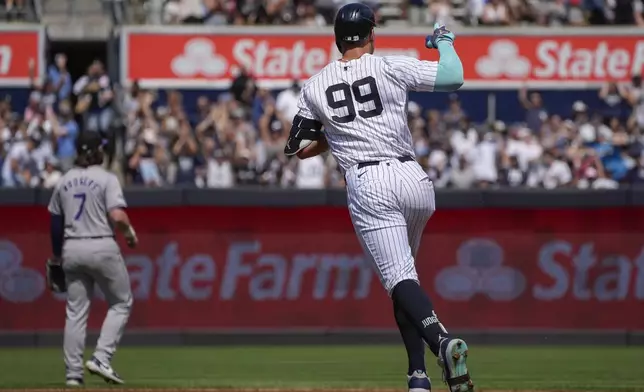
[
  {"left": 48, "top": 166, "right": 126, "bottom": 239},
  {"left": 295, "top": 53, "right": 439, "bottom": 173}
]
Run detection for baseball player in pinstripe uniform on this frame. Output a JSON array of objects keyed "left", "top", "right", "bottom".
[
  {"left": 285, "top": 3, "right": 473, "bottom": 392},
  {"left": 47, "top": 131, "right": 137, "bottom": 387}
]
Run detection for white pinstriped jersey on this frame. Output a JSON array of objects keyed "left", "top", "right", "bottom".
[{"left": 296, "top": 53, "right": 438, "bottom": 173}]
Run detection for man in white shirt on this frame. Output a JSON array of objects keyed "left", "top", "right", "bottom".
[
  {"left": 527, "top": 150, "right": 572, "bottom": 188},
  {"left": 275, "top": 81, "right": 301, "bottom": 124},
  {"left": 505, "top": 127, "right": 542, "bottom": 171},
  {"left": 206, "top": 149, "right": 235, "bottom": 188},
  {"left": 1, "top": 133, "right": 30, "bottom": 187},
  {"left": 472, "top": 132, "right": 499, "bottom": 185},
  {"left": 295, "top": 154, "right": 326, "bottom": 188}
]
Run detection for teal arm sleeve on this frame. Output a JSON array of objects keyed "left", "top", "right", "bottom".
[{"left": 434, "top": 41, "right": 464, "bottom": 92}]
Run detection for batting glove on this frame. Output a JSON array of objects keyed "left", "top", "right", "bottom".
[{"left": 425, "top": 23, "right": 455, "bottom": 50}]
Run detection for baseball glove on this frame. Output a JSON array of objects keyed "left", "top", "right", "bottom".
[{"left": 46, "top": 258, "right": 67, "bottom": 293}]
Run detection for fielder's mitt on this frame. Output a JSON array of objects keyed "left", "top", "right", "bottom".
[{"left": 46, "top": 258, "right": 67, "bottom": 293}]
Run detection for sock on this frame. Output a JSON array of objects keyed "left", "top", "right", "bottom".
[
  {"left": 393, "top": 299, "right": 426, "bottom": 375},
  {"left": 392, "top": 279, "right": 450, "bottom": 357}
]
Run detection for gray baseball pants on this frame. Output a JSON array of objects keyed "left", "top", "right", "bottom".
[{"left": 62, "top": 239, "right": 133, "bottom": 380}]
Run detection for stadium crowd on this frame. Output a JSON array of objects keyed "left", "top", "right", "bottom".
[
  {"left": 6, "top": 0, "right": 644, "bottom": 26},
  {"left": 1, "top": 51, "right": 644, "bottom": 190},
  {"left": 130, "top": 0, "right": 644, "bottom": 26}
]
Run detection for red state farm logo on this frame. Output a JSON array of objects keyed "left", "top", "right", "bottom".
[
  {"left": 171, "top": 38, "right": 228, "bottom": 78},
  {"left": 434, "top": 238, "right": 526, "bottom": 301},
  {"left": 475, "top": 40, "right": 531, "bottom": 79},
  {"left": 0, "top": 240, "right": 45, "bottom": 302}
]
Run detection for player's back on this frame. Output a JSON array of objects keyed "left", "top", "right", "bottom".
[
  {"left": 55, "top": 166, "right": 117, "bottom": 239},
  {"left": 303, "top": 54, "right": 436, "bottom": 172}
]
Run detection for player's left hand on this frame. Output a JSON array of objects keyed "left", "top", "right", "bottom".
[
  {"left": 124, "top": 226, "right": 138, "bottom": 249},
  {"left": 46, "top": 257, "right": 67, "bottom": 293},
  {"left": 425, "top": 23, "right": 455, "bottom": 50}
]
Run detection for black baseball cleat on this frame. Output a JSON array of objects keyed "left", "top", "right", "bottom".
[{"left": 438, "top": 339, "right": 474, "bottom": 391}]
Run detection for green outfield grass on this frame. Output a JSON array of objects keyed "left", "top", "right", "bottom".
[{"left": 0, "top": 345, "right": 642, "bottom": 391}]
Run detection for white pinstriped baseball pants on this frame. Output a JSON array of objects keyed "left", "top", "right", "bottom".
[{"left": 345, "top": 158, "right": 435, "bottom": 295}]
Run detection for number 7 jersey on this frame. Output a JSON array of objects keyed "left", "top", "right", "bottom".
[
  {"left": 48, "top": 166, "right": 127, "bottom": 239},
  {"left": 296, "top": 53, "right": 438, "bottom": 173}
]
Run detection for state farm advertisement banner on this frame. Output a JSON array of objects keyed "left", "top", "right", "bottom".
[
  {"left": 0, "top": 26, "right": 44, "bottom": 87},
  {"left": 1, "top": 206, "right": 643, "bottom": 331},
  {"left": 122, "top": 27, "right": 644, "bottom": 89}
]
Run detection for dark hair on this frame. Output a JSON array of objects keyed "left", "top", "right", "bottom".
[{"left": 75, "top": 148, "right": 104, "bottom": 167}]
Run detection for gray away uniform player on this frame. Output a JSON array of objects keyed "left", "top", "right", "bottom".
[
  {"left": 47, "top": 131, "right": 138, "bottom": 387},
  {"left": 285, "top": 3, "right": 474, "bottom": 392}
]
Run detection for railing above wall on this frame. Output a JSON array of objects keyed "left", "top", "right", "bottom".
[{"left": 1, "top": 187, "right": 643, "bottom": 208}]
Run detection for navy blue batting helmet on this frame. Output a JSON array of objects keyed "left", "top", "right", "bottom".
[{"left": 333, "top": 3, "right": 377, "bottom": 53}]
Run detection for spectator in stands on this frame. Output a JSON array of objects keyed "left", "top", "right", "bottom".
[
  {"left": 195, "top": 97, "right": 220, "bottom": 140},
  {"left": 297, "top": 0, "right": 327, "bottom": 25},
  {"left": 230, "top": 67, "right": 257, "bottom": 108},
  {"left": 128, "top": 128, "right": 164, "bottom": 187},
  {"left": 518, "top": 86, "right": 548, "bottom": 133},
  {"left": 575, "top": 154, "right": 619, "bottom": 189},
  {"left": 164, "top": 90, "right": 187, "bottom": 124},
  {"left": 443, "top": 94, "right": 467, "bottom": 130},
  {"left": 275, "top": 80, "right": 301, "bottom": 124},
  {"left": 411, "top": 115, "right": 430, "bottom": 163},
  {"left": 537, "top": 0, "right": 567, "bottom": 25},
  {"left": 200, "top": 139, "right": 235, "bottom": 188},
  {"left": 193, "top": 95, "right": 212, "bottom": 126},
  {"left": 226, "top": 106, "right": 258, "bottom": 184},
  {"left": 40, "top": 157, "right": 63, "bottom": 189},
  {"left": 4, "top": 0, "right": 27, "bottom": 21},
  {"left": 506, "top": 0, "right": 538, "bottom": 24},
  {"left": 164, "top": 0, "right": 205, "bottom": 23},
  {"left": 505, "top": 126, "right": 543, "bottom": 171},
  {"left": 599, "top": 81, "right": 628, "bottom": 120},
  {"left": 480, "top": 0, "right": 512, "bottom": 24},
  {"left": 609, "top": 0, "right": 644, "bottom": 25},
  {"left": 499, "top": 154, "right": 528, "bottom": 187},
  {"left": 169, "top": 118, "right": 200, "bottom": 186},
  {"left": 47, "top": 54, "right": 73, "bottom": 103},
  {"left": 121, "top": 80, "right": 141, "bottom": 114},
  {"left": 233, "top": 0, "right": 294, "bottom": 24},
  {"left": 472, "top": 131, "right": 500, "bottom": 187},
  {"left": 426, "top": 109, "right": 446, "bottom": 141},
  {"left": 450, "top": 117, "right": 480, "bottom": 160},
  {"left": 626, "top": 74, "right": 644, "bottom": 129},
  {"left": 427, "top": 148, "right": 451, "bottom": 188},
  {"left": 259, "top": 101, "right": 289, "bottom": 167},
  {"left": 295, "top": 155, "right": 326, "bottom": 188},
  {"left": 449, "top": 155, "right": 476, "bottom": 189},
  {"left": 626, "top": 153, "right": 644, "bottom": 184},
  {"left": 527, "top": 149, "right": 572, "bottom": 188},
  {"left": 265, "top": 0, "right": 295, "bottom": 24},
  {"left": 1, "top": 133, "right": 39, "bottom": 187},
  {"left": 428, "top": 0, "right": 454, "bottom": 25},
  {"left": 49, "top": 100, "right": 79, "bottom": 172},
  {"left": 0, "top": 114, "right": 9, "bottom": 187},
  {"left": 23, "top": 90, "right": 44, "bottom": 126},
  {"left": 566, "top": 0, "right": 587, "bottom": 25},
  {"left": 259, "top": 151, "right": 289, "bottom": 186},
  {"left": 73, "top": 60, "right": 114, "bottom": 135}
]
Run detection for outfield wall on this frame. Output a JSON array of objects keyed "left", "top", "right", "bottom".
[{"left": 1, "top": 188, "right": 643, "bottom": 346}]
